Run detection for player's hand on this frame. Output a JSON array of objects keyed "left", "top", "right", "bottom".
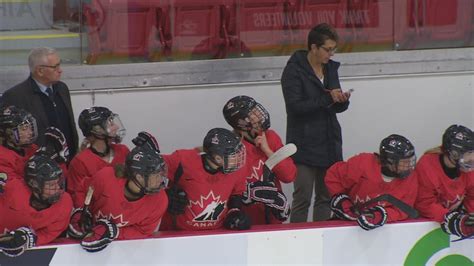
[
  {"left": 0, "top": 173, "right": 7, "bottom": 193},
  {"left": 224, "top": 209, "right": 251, "bottom": 230},
  {"left": 357, "top": 206, "right": 388, "bottom": 231},
  {"left": 329, "top": 88, "right": 348, "bottom": 103},
  {"left": 68, "top": 207, "right": 93, "bottom": 239},
  {"left": 38, "top": 127, "right": 69, "bottom": 163},
  {"left": 132, "top": 131, "right": 160, "bottom": 152},
  {"left": 0, "top": 227, "right": 37, "bottom": 257},
  {"left": 80, "top": 219, "right": 119, "bottom": 252},
  {"left": 166, "top": 187, "right": 188, "bottom": 215},
  {"left": 330, "top": 193, "right": 358, "bottom": 221},
  {"left": 254, "top": 132, "right": 272, "bottom": 155},
  {"left": 441, "top": 211, "right": 474, "bottom": 238}
]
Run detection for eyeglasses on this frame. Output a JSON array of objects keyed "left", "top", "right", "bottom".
[
  {"left": 319, "top": 46, "right": 337, "bottom": 54},
  {"left": 40, "top": 62, "right": 61, "bottom": 70}
]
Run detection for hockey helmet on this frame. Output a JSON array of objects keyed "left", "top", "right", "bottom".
[
  {"left": 379, "top": 134, "right": 416, "bottom": 178},
  {"left": 0, "top": 105, "right": 38, "bottom": 147},
  {"left": 78, "top": 106, "right": 126, "bottom": 143},
  {"left": 223, "top": 95, "right": 270, "bottom": 137},
  {"left": 24, "top": 153, "right": 64, "bottom": 204},
  {"left": 442, "top": 125, "right": 474, "bottom": 172},
  {"left": 203, "top": 128, "right": 246, "bottom": 173}
]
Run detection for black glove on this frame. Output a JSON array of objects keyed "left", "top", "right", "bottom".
[
  {"left": 441, "top": 211, "right": 474, "bottom": 238},
  {"left": 356, "top": 206, "right": 388, "bottom": 231},
  {"left": 330, "top": 193, "right": 359, "bottom": 221},
  {"left": 67, "top": 207, "right": 93, "bottom": 239},
  {"left": 224, "top": 209, "right": 251, "bottom": 230},
  {"left": 0, "top": 227, "right": 37, "bottom": 257},
  {"left": 166, "top": 187, "right": 189, "bottom": 215},
  {"left": 132, "top": 131, "right": 160, "bottom": 153},
  {"left": 80, "top": 219, "right": 119, "bottom": 252},
  {"left": 0, "top": 173, "right": 6, "bottom": 193},
  {"left": 37, "top": 127, "right": 69, "bottom": 163}
]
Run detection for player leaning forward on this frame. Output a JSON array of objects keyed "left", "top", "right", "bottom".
[
  {"left": 67, "top": 141, "right": 168, "bottom": 252},
  {"left": 326, "top": 134, "right": 418, "bottom": 230},
  {"left": 223, "top": 95, "right": 296, "bottom": 224},
  {"left": 160, "top": 128, "right": 252, "bottom": 231},
  {"left": 0, "top": 153, "right": 72, "bottom": 257},
  {"left": 415, "top": 125, "right": 474, "bottom": 239}
]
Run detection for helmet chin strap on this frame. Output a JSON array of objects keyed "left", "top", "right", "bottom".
[
  {"left": 29, "top": 191, "right": 55, "bottom": 211},
  {"left": 90, "top": 134, "right": 111, "bottom": 157}
]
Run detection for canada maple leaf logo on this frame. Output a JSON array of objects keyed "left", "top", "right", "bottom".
[
  {"left": 96, "top": 210, "right": 129, "bottom": 227},
  {"left": 189, "top": 191, "right": 226, "bottom": 222},
  {"left": 246, "top": 159, "right": 265, "bottom": 182},
  {"left": 442, "top": 194, "right": 464, "bottom": 210}
]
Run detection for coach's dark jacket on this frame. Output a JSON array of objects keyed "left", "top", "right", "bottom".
[
  {"left": 281, "top": 50, "right": 349, "bottom": 167},
  {"left": 1, "top": 75, "right": 79, "bottom": 159}
]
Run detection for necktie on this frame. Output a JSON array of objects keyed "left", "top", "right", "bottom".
[{"left": 46, "top": 87, "right": 56, "bottom": 107}]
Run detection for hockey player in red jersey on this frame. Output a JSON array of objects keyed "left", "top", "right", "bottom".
[
  {"left": 67, "top": 143, "right": 168, "bottom": 252},
  {"left": 68, "top": 106, "right": 129, "bottom": 207},
  {"left": 0, "top": 105, "right": 39, "bottom": 190},
  {"left": 415, "top": 125, "right": 474, "bottom": 239},
  {"left": 326, "top": 134, "right": 418, "bottom": 230},
  {"left": 0, "top": 153, "right": 72, "bottom": 257},
  {"left": 161, "top": 128, "right": 251, "bottom": 231},
  {"left": 222, "top": 95, "right": 296, "bottom": 224}
]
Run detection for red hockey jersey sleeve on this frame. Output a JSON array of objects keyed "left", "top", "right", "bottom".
[
  {"left": 383, "top": 173, "right": 418, "bottom": 222},
  {"left": 35, "top": 193, "right": 73, "bottom": 245},
  {"left": 415, "top": 154, "right": 450, "bottom": 222},
  {"left": 325, "top": 159, "right": 361, "bottom": 196},
  {"left": 463, "top": 172, "right": 474, "bottom": 213},
  {"left": 266, "top": 130, "right": 297, "bottom": 184}
]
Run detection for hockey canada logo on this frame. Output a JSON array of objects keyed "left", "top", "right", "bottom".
[{"left": 189, "top": 191, "right": 226, "bottom": 228}]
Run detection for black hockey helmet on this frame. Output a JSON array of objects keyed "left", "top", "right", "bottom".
[
  {"left": 78, "top": 106, "right": 126, "bottom": 143},
  {"left": 442, "top": 125, "right": 473, "bottom": 171},
  {"left": 24, "top": 153, "right": 64, "bottom": 205},
  {"left": 125, "top": 145, "right": 168, "bottom": 195},
  {"left": 0, "top": 105, "right": 38, "bottom": 147},
  {"left": 203, "top": 127, "right": 246, "bottom": 173},
  {"left": 379, "top": 134, "right": 416, "bottom": 178},
  {"left": 223, "top": 95, "right": 270, "bottom": 136}
]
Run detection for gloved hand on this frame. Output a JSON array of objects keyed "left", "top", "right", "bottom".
[
  {"left": 67, "top": 207, "right": 93, "bottom": 239},
  {"left": 132, "top": 131, "right": 160, "bottom": 152},
  {"left": 357, "top": 206, "right": 388, "bottom": 231},
  {"left": 37, "top": 127, "right": 69, "bottom": 163},
  {"left": 80, "top": 219, "right": 119, "bottom": 252},
  {"left": 441, "top": 211, "right": 474, "bottom": 238},
  {"left": 330, "top": 193, "right": 359, "bottom": 221},
  {"left": 166, "top": 187, "right": 189, "bottom": 215},
  {"left": 0, "top": 227, "right": 37, "bottom": 257},
  {"left": 224, "top": 209, "right": 251, "bottom": 230}
]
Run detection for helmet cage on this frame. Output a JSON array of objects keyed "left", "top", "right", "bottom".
[
  {"left": 223, "top": 96, "right": 270, "bottom": 135},
  {"left": 442, "top": 125, "right": 473, "bottom": 170},
  {"left": 25, "top": 155, "right": 64, "bottom": 204},
  {"left": 222, "top": 142, "right": 246, "bottom": 173},
  {"left": 11, "top": 115, "right": 38, "bottom": 146}
]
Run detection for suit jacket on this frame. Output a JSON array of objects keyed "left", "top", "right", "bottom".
[{"left": 1, "top": 75, "right": 79, "bottom": 159}]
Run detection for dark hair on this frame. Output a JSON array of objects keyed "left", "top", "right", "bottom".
[{"left": 307, "top": 23, "right": 339, "bottom": 50}]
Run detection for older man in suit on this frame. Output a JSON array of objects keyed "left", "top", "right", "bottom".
[{"left": 1, "top": 47, "right": 78, "bottom": 161}]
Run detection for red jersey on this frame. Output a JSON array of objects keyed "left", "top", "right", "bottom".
[
  {"left": 415, "top": 153, "right": 474, "bottom": 222},
  {"left": 325, "top": 153, "right": 418, "bottom": 222},
  {"left": 0, "top": 179, "right": 73, "bottom": 245},
  {"left": 67, "top": 144, "right": 129, "bottom": 207},
  {"left": 86, "top": 167, "right": 168, "bottom": 240},
  {"left": 0, "top": 144, "right": 37, "bottom": 181},
  {"left": 241, "top": 129, "right": 296, "bottom": 225},
  {"left": 161, "top": 149, "right": 247, "bottom": 231}
]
